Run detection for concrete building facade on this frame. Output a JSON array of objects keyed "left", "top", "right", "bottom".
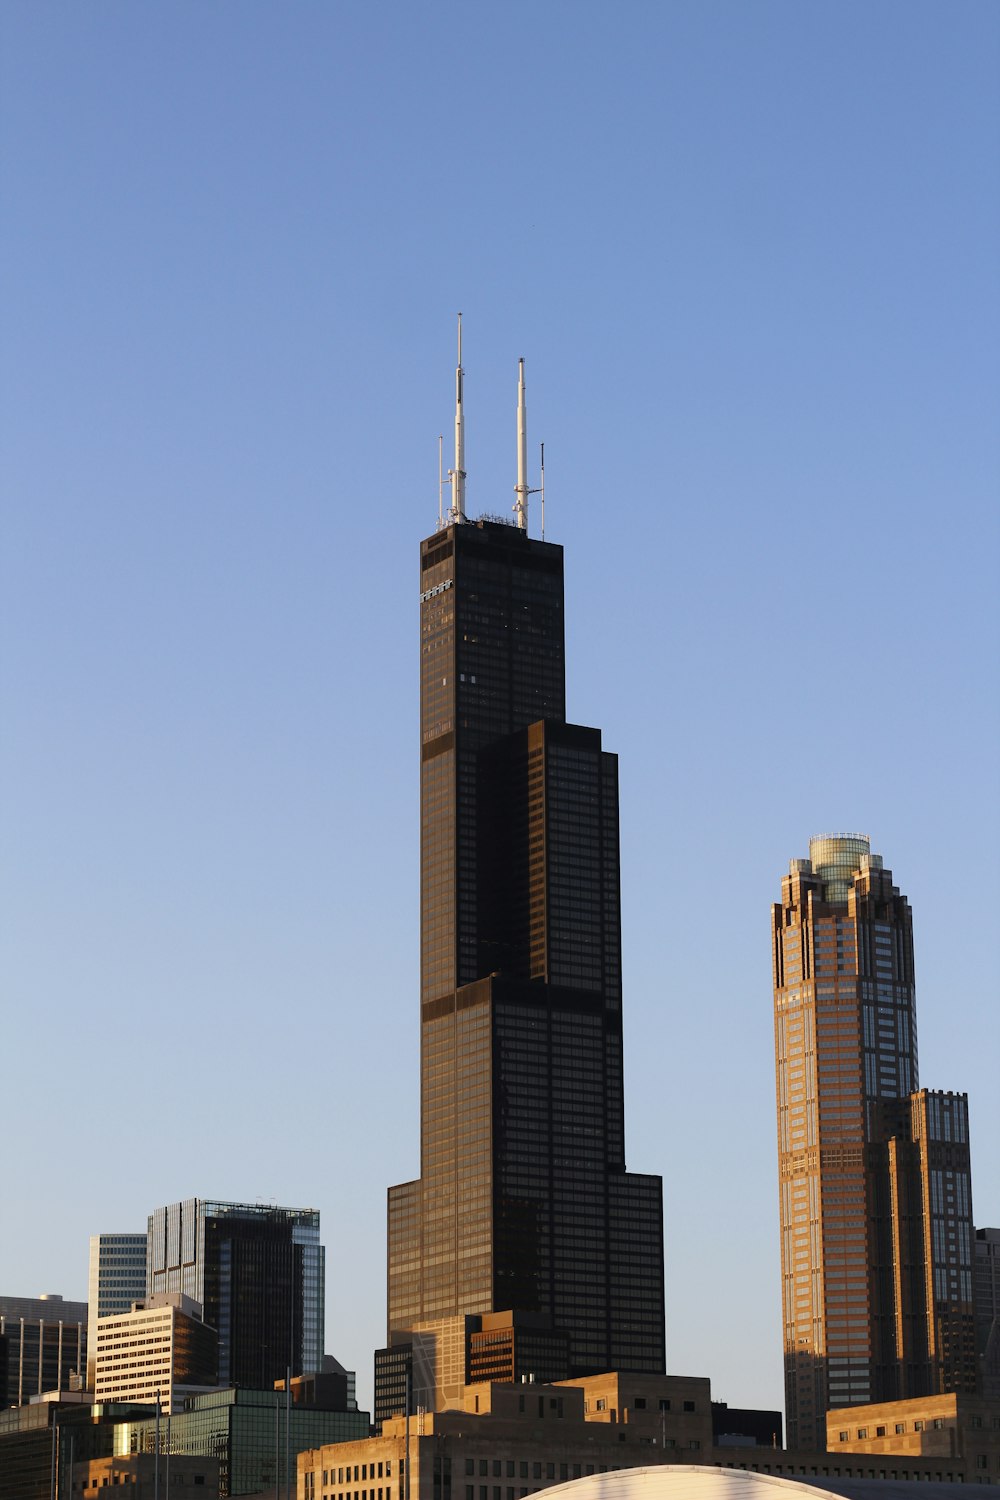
[
  {"left": 87, "top": 1232, "right": 147, "bottom": 1388},
  {"left": 71, "top": 1451, "right": 220, "bottom": 1494},
  {"left": 0, "top": 1293, "right": 87, "bottom": 1408},
  {"left": 94, "top": 1292, "right": 218, "bottom": 1414},
  {"left": 300, "top": 1376, "right": 712, "bottom": 1500},
  {"left": 300, "top": 1381, "right": 999, "bottom": 1500},
  {"left": 826, "top": 1392, "right": 1000, "bottom": 1478}
]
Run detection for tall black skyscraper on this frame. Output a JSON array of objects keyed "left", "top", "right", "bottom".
[{"left": 387, "top": 335, "right": 664, "bottom": 1377}]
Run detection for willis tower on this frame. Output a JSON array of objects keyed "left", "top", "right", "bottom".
[{"left": 387, "top": 323, "right": 664, "bottom": 1378}]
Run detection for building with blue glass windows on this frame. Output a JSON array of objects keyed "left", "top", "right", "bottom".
[{"left": 146, "top": 1199, "right": 324, "bottom": 1389}]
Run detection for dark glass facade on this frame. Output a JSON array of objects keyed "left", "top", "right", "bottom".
[
  {"left": 0, "top": 1399, "right": 146, "bottom": 1500},
  {"left": 373, "top": 1343, "right": 412, "bottom": 1432},
  {"left": 388, "top": 518, "right": 665, "bottom": 1378},
  {"left": 116, "top": 1386, "right": 368, "bottom": 1498},
  {"left": 146, "top": 1200, "right": 324, "bottom": 1388}
]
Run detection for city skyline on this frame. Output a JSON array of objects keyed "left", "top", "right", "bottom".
[{"left": 3, "top": 3, "right": 997, "bottom": 1423}]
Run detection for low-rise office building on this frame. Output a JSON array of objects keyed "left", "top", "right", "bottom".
[
  {"left": 300, "top": 1376, "right": 713, "bottom": 1500},
  {"left": 0, "top": 1394, "right": 152, "bottom": 1500},
  {"left": 0, "top": 1293, "right": 88, "bottom": 1408},
  {"left": 826, "top": 1392, "right": 1000, "bottom": 1477},
  {"left": 115, "top": 1384, "right": 370, "bottom": 1497},
  {"left": 94, "top": 1292, "right": 217, "bottom": 1414},
  {"left": 300, "top": 1377, "right": 1000, "bottom": 1500},
  {"left": 71, "top": 1451, "right": 220, "bottom": 1494}
]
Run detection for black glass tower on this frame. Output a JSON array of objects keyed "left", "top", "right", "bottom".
[
  {"left": 147, "top": 1199, "right": 325, "bottom": 1388},
  {"left": 387, "top": 504, "right": 665, "bottom": 1377}
]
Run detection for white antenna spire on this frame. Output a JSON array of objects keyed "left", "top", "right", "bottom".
[
  {"left": 437, "top": 434, "right": 444, "bottom": 528},
  {"left": 540, "top": 442, "right": 545, "bottom": 540},
  {"left": 448, "top": 313, "right": 466, "bottom": 522},
  {"left": 514, "top": 358, "right": 529, "bottom": 531}
]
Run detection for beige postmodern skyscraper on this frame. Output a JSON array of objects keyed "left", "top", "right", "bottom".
[{"left": 772, "top": 835, "right": 977, "bottom": 1450}]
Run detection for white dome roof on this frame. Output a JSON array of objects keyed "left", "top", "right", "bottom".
[
  {"left": 533, "top": 1467, "right": 966, "bottom": 1500},
  {"left": 536, "top": 1469, "right": 824, "bottom": 1500}
]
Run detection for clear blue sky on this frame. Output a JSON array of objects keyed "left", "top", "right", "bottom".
[{"left": 2, "top": 1, "right": 998, "bottom": 1421}]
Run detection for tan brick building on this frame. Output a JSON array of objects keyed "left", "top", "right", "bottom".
[
  {"left": 826, "top": 1391, "right": 1000, "bottom": 1477},
  {"left": 71, "top": 1452, "right": 220, "bottom": 1494},
  {"left": 299, "top": 1377, "right": 712, "bottom": 1500}
]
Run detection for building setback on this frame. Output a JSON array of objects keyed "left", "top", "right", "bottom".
[
  {"left": 772, "top": 835, "right": 978, "bottom": 1450},
  {"left": 386, "top": 344, "right": 664, "bottom": 1380}
]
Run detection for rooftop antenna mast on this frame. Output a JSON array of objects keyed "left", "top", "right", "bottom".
[
  {"left": 448, "top": 314, "right": 466, "bottom": 523},
  {"left": 514, "top": 359, "right": 529, "bottom": 530},
  {"left": 540, "top": 442, "right": 545, "bottom": 540},
  {"left": 513, "top": 357, "right": 544, "bottom": 535},
  {"left": 437, "top": 434, "right": 444, "bottom": 528}
]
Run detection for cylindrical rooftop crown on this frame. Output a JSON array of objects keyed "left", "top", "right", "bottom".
[{"left": 807, "top": 833, "right": 881, "bottom": 902}]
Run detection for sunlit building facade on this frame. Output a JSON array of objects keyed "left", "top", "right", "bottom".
[
  {"left": 772, "top": 836, "right": 977, "bottom": 1450},
  {"left": 86, "top": 1233, "right": 147, "bottom": 1389},
  {"left": 94, "top": 1292, "right": 217, "bottom": 1413}
]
